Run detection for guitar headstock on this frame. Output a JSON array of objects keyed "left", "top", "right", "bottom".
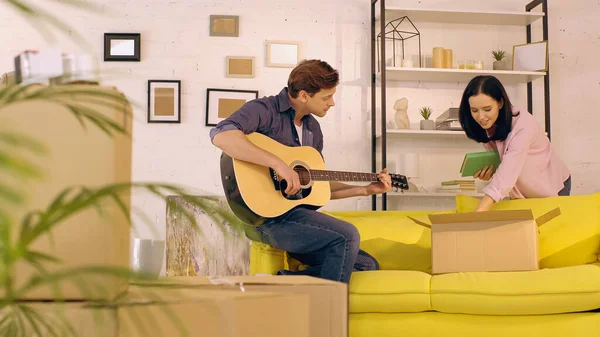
[{"left": 390, "top": 173, "right": 409, "bottom": 191}]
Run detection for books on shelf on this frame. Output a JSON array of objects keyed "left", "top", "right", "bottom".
[{"left": 437, "top": 179, "right": 477, "bottom": 193}]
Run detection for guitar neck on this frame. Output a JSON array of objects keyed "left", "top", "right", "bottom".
[{"left": 308, "top": 170, "right": 379, "bottom": 182}]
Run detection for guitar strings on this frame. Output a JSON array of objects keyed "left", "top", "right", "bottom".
[{"left": 292, "top": 167, "right": 379, "bottom": 183}]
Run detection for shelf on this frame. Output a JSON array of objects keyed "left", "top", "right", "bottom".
[
  {"left": 387, "top": 191, "right": 484, "bottom": 198},
  {"left": 378, "top": 7, "right": 545, "bottom": 26},
  {"left": 383, "top": 129, "right": 466, "bottom": 136},
  {"left": 379, "top": 67, "right": 546, "bottom": 84}
]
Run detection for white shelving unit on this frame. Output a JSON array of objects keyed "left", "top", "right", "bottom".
[
  {"left": 377, "top": 7, "right": 545, "bottom": 26},
  {"left": 379, "top": 67, "right": 546, "bottom": 84},
  {"left": 385, "top": 129, "right": 465, "bottom": 136},
  {"left": 370, "top": 1, "right": 550, "bottom": 211},
  {"left": 387, "top": 191, "right": 484, "bottom": 198}
]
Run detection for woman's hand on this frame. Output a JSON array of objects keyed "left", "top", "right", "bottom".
[
  {"left": 475, "top": 194, "right": 495, "bottom": 212},
  {"left": 474, "top": 165, "right": 494, "bottom": 181}
]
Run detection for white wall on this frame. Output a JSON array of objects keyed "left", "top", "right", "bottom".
[{"left": 2, "top": 0, "right": 600, "bottom": 262}]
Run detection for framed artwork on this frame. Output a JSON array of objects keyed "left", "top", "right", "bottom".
[
  {"left": 209, "top": 15, "right": 239, "bottom": 37},
  {"left": 512, "top": 41, "right": 548, "bottom": 72},
  {"left": 266, "top": 40, "right": 300, "bottom": 68},
  {"left": 104, "top": 33, "right": 141, "bottom": 61},
  {"left": 148, "top": 80, "right": 181, "bottom": 123},
  {"left": 205, "top": 88, "right": 258, "bottom": 126},
  {"left": 226, "top": 56, "right": 255, "bottom": 78}
]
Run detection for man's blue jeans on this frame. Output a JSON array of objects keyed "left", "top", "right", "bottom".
[{"left": 245, "top": 207, "right": 379, "bottom": 283}]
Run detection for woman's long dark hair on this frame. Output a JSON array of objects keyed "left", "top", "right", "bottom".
[{"left": 458, "top": 75, "right": 518, "bottom": 143}]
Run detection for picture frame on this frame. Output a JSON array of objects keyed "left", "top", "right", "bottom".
[
  {"left": 104, "top": 33, "right": 141, "bottom": 62},
  {"left": 266, "top": 40, "right": 301, "bottom": 68},
  {"left": 148, "top": 80, "right": 181, "bottom": 123},
  {"left": 512, "top": 41, "right": 548, "bottom": 72},
  {"left": 226, "top": 56, "right": 255, "bottom": 78},
  {"left": 209, "top": 15, "right": 239, "bottom": 37},
  {"left": 205, "top": 88, "right": 258, "bottom": 126}
]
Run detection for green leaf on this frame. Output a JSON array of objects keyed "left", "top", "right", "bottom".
[
  {"left": 6, "top": 0, "right": 94, "bottom": 51},
  {"left": 0, "top": 131, "right": 46, "bottom": 155},
  {"left": 42, "top": 0, "right": 105, "bottom": 14},
  {"left": 18, "top": 211, "right": 41, "bottom": 243},
  {"left": 0, "top": 149, "right": 44, "bottom": 180},
  {"left": 19, "top": 304, "right": 58, "bottom": 337},
  {"left": 24, "top": 250, "right": 62, "bottom": 265},
  {"left": 14, "top": 265, "right": 135, "bottom": 298},
  {"left": 18, "top": 182, "right": 235, "bottom": 249},
  {"left": 0, "top": 182, "right": 26, "bottom": 205}
]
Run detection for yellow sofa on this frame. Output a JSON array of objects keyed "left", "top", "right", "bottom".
[{"left": 249, "top": 193, "right": 600, "bottom": 337}]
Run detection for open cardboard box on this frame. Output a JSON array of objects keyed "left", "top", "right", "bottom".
[{"left": 409, "top": 207, "right": 561, "bottom": 274}]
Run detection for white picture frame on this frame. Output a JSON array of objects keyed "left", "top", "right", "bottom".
[
  {"left": 512, "top": 41, "right": 548, "bottom": 72},
  {"left": 266, "top": 40, "right": 301, "bottom": 68}
]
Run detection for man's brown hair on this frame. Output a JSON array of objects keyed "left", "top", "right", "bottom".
[{"left": 287, "top": 59, "right": 339, "bottom": 98}]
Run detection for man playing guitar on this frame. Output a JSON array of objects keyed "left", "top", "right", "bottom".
[{"left": 210, "top": 59, "right": 392, "bottom": 283}]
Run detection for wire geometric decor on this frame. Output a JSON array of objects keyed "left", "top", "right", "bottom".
[{"left": 377, "top": 16, "right": 422, "bottom": 71}]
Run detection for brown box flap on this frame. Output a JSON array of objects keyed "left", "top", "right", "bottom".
[{"left": 408, "top": 207, "right": 560, "bottom": 228}]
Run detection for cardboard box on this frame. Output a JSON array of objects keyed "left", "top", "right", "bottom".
[
  {"left": 118, "top": 285, "right": 310, "bottom": 337},
  {"left": 1, "top": 85, "right": 132, "bottom": 301},
  {"left": 0, "top": 301, "right": 117, "bottom": 337},
  {"left": 409, "top": 208, "right": 561, "bottom": 274},
  {"left": 143, "top": 275, "right": 348, "bottom": 337}
]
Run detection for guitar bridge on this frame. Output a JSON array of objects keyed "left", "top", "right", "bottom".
[{"left": 269, "top": 168, "right": 281, "bottom": 191}]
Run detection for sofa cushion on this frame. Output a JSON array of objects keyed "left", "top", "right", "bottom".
[
  {"left": 326, "top": 210, "right": 454, "bottom": 273},
  {"left": 431, "top": 263, "right": 600, "bottom": 315},
  {"left": 349, "top": 270, "right": 431, "bottom": 314},
  {"left": 456, "top": 193, "right": 600, "bottom": 268}
]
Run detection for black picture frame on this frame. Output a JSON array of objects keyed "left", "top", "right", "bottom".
[
  {"left": 205, "top": 88, "right": 259, "bottom": 126},
  {"left": 148, "top": 80, "right": 181, "bottom": 123},
  {"left": 104, "top": 33, "right": 141, "bottom": 62}
]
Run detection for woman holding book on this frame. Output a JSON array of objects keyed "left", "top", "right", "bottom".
[{"left": 458, "top": 75, "right": 571, "bottom": 212}]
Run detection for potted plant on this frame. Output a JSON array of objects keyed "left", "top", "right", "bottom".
[
  {"left": 2, "top": 1, "right": 247, "bottom": 336},
  {"left": 419, "top": 106, "right": 434, "bottom": 130},
  {"left": 492, "top": 49, "right": 511, "bottom": 70}
]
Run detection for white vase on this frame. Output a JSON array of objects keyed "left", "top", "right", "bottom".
[
  {"left": 493, "top": 59, "right": 511, "bottom": 70},
  {"left": 420, "top": 120, "right": 434, "bottom": 130}
]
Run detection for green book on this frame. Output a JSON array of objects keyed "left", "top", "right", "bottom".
[{"left": 460, "top": 151, "right": 501, "bottom": 177}]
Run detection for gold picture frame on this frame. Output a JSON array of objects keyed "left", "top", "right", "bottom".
[
  {"left": 148, "top": 80, "right": 181, "bottom": 123},
  {"left": 226, "top": 56, "right": 255, "bottom": 78},
  {"left": 209, "top": 15, "right": 239, "bottom": 37}
]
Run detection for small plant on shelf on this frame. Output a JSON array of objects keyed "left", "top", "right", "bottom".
[
  {"left": 492, "top": 49, "right": 506, "bottom": 61},
  {"left": 492, "top": 49, "right": 511, "bottom": 70},
  {"left": 419, "top": 106, "right": 434, "bottom": 130},
  {"left": 420, "top": 106, "right": 432, "bottom": 120}
]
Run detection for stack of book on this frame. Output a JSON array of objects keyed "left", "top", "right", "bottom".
[{"left": 437, "top": 179, "right": 477, "bottom": 193}]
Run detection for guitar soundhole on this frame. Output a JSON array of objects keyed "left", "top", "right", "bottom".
[
  {"left": 279, "top": 163, "right": 312, "bottom": 200},
  {"left": 293, "top": 165, "right": 311, "bottom": 186}
]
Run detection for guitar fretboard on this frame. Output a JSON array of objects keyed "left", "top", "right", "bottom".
[{"left": 305, "top": 170, "right": 379, "bottom": 182}]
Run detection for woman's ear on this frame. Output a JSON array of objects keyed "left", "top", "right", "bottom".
[{"left": 499, "top": 98, "right": 504, "bottom": 109}]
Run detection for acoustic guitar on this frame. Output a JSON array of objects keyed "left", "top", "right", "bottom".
[{"left": 220, "top": 132, "right": 409, "bottom": 226}]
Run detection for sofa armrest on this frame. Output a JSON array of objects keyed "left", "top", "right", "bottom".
[{"left": 249, "top": 242, "right": 286, "bottom": 275}]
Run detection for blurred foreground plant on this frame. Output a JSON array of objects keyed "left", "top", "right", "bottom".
[{"left": 1, "top": 1, "right": 247, "bottom": 336}]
